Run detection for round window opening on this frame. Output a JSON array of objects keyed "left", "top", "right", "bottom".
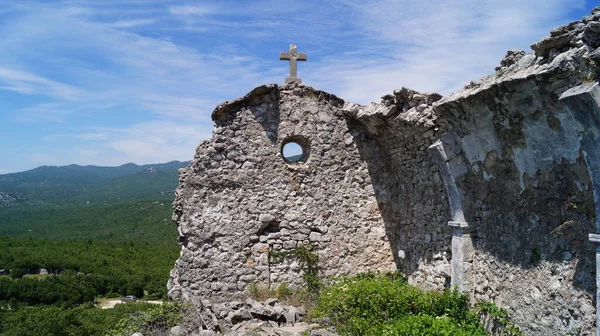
[{"left": 281, "top": 136, "right": 310, "bottom": 164}]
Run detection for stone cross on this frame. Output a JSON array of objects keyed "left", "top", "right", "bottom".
[{"left": 280, "top": 44, "right": 307, "bottom": 84}]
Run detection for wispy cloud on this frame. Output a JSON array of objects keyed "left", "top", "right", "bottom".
[
  {"left": 89, "top": 120, "right": 212, "bottom": 166},
  {"left": 0, "top": 86, "right": 35, "bottom": 94},
  {"left": 169, "top": 5, "right": 217, "bottom": 16},
  {"left": 25, "top": 120, "right": 211, "bottom": 169},
  {"left": 0, "top": 0, "right": 594, "bottom": 173},
  {"left": 15, "top": 101, "right": 104, "bottom": 124},
  {"left": 77, "top": 132, "right": 109, "bottom": 141},
  {"left": 306, "top": 0, "right": 587, "bottom": 102},
  {"left": 0, "top": 67, "right": 86, "bottom": 101},
  {"left": 140, "top": 94, "right": 218, "bottom": 120},
  {"left": 108, "top": 18, "right": 156, "bottom": 28},
  {"left": 17, "top": 103, "right": 73, "bottom": 123}
]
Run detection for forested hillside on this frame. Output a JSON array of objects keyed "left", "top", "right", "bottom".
[
  {"left": 0, "top": 161, "right": 188, "bottom": 207},
  {"left": 0, "top": 237, "right": 178, "bottom": 304},
  {"left": 0, "top": 161, "right": 185, "bottom": 335},
  {"left": 0, "top": 200, "right": 176, "bottom": 244}
]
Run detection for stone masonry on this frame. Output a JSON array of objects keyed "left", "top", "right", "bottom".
[
  {"left": 169, "top": 7, "right": 600, "bottom": 336},
  {"left": 168, "top": 85, "right": 401, "bottom": 301}
]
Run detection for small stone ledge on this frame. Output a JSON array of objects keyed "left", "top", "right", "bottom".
[
  {"left": 448, "top": 221, "right": 478, "bottom": 231},
  {"left": 589, "top": 233, "right": 600, "bottom": 243},
  {"left": 531, "top": 30, "right": 581, "bottom": 59},
  {"left": 381, "top": 87, "right": 442, "bottom": 110},
  {"left": 495, "top": 50, "right": 526, "bottom": 72},
  {"left": 344, "top": 87, "right": 441, "bottom": 135},
  {"left": 559, "top": 82, "right": 599, "bottom": 100}
]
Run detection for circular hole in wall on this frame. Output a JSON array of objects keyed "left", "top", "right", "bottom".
[{"left": 281, "top": 136, "right": 310, "bottom": 164}]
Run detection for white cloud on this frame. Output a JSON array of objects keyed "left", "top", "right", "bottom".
[
  {"left": 0, "top": 67, "right": 86, "bottom": 101},
  {"left": 0, "top": 0, "right": 594, "bottom": 173},
  {"left": 0, "top": 5, "right": 274, "bottom": 121},
  {"left": 140, "top": 94, "right": 219, "bottom": 120},
  {"left": 16, "top": 103, "right": 72, "bottom": 123},
  {"left": 77, "top": 133, "right": 109, "bottom": 141},
  {"left": 22, "top": 120, "right": 211, "bottom": 169},
  {"left": 15, "top": 101, "right": 106, "bottom": 124},
  {"left": 0, "top": 85, "right": 35, "bottom": 94},
  {"left": 108, "top": 18, "right": 156, "bottom": 28},
  {"left": 102, "top": 120, "right": 212, "bottom": 165},
  {"left": 169, "top": 5, "right": 216, "bottom": 16},
  {"left": 302, "top": 0, "right": 587, "bottom": 103}
]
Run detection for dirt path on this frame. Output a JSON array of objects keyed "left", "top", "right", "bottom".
[
  {"left": 96, "top": 298, "right": 164, "bottom": 309},
  {"left": 97, "top": 299, "right": 122, "bottom": 309}
]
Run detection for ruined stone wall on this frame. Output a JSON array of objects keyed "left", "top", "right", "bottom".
[
  {"left": 434, "top": 79, "right": 596, "bottom": 334},
  {"left": 330, "top": 10, "right": 600, "bottom": 333},
  {"left": 426, "top": 14, "right": 600, "bottom": 333},
  {"left": 168, "top": 83, "right": 460, "bottom": 303},
  {"left": 168, "top": 84, "right": 402, "bottom": 301},
  {"left": 345, "top": 89, "right": 453, "bottom": 291},
  {"left": 169, "top": 7, "right": 600, "bottom": 335}
]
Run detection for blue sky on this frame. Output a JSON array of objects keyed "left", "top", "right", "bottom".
[{"left": 0, "top": 0, "right": 595, "bottom": 174}]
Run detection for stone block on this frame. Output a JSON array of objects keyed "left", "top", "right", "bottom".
[
  {"left": 309, "top": 232, "right": 322, "bottom": 242},
  {"left": 259, "top": 213, "right": 275, "bottom": 223}
]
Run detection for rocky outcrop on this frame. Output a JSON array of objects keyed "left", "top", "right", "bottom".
[
  {"left": 170, "top": 7, "right": 600, "bottom": 336},
  {"left": 531, "top": 7, "right": 600, "bottom": 58},
  {"left": 0, "top": 192, "right": 21, "bottom": 206}
]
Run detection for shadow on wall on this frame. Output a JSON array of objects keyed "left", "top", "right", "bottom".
[
  {"left": 344, "top": 82, "right": 596, "bottom": 297},
  {"left": 463, "top": 152, "right": 595, "bottom": 294},
  {"left": 250, "top": 92, "right": 280, "bottom": 145},
  {"left": 346, "top": 117, "right": 453, "bottom": 289},
  {"left": 434, "top": 83, "right": 596, "bottom": 296}
]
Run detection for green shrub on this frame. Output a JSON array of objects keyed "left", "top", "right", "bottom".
[
  {"left": 109, "top": 302, "right": 182, "bottom": 336},
  {"left": 312, "top": 271, "right": 485, "bottom": 336},
  {"left": 269, "top": 243, "right": 320, "bottom": 296},
  {"left": 377, "top": 315, "right": 485, "bottom": 336},
  {"left": 0, "top": 302, "right": 182, "bottom": 336}
]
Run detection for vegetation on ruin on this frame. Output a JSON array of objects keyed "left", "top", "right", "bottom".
[
  {"left": 476, "top": 301, "right": 523, "bottom": 336},
  {"left": 269, "top": 244, "right": 320, "bottom": 298},
  {"left": 310, "top": 272, "right": 522, "bottom": 336}
]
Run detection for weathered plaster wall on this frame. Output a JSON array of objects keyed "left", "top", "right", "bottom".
[
  {"left": 424, "top": 14, "right": 600, "bottom": 333},
  {"left": 434, "top": 80, "right": 597, "bottom": 334},
  {"left": 341, "top": 66, "right": 599, "bottom": 334}
]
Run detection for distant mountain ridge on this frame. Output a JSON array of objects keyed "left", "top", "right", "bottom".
[
  {"left": 0, "top": 161, "right": 190, "bottom": 207},
  {"left": 0, "top": 161, "right": 187, "bottom": 185}
]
